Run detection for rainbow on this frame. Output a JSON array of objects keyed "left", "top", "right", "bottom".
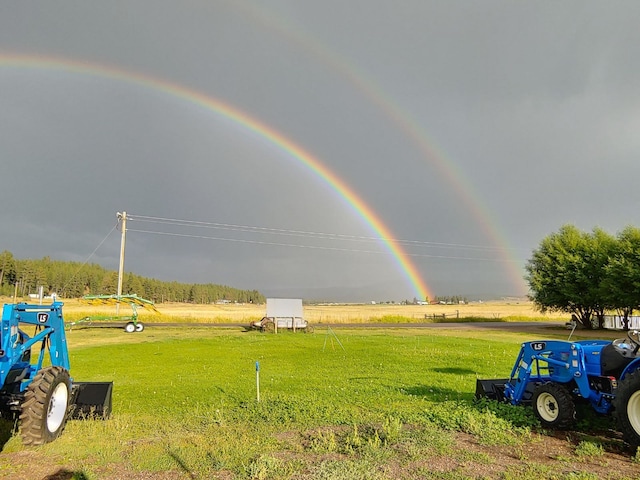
[
  {"left": 0, "top": 52, "right": 433, "bottom": 300},
  {"left": 232, "top": 3, "right": 528, "bottom": 294}
]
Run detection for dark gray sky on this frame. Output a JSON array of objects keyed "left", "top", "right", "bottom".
[{"left": 1, "top": 1, "right": 639, "bottom": 301}]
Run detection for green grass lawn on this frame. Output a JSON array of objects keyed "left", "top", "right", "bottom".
[{"left": 0, "top": 326, "right": 635, "bottom": 479}]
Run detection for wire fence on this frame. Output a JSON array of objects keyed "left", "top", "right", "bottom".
[{"left": 424, "top": 310, "right": 460, "bottom": 320}]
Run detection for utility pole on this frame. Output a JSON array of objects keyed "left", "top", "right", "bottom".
[{"left": 116, "top": 211, "right": 127, "bottom": 314}]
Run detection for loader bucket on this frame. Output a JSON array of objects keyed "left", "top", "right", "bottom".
[
  {"left": 70, "top": 382, "right": 113, "bottom": 419},
  {"left": 475, "top": 378, "right": 509, "bottom": 401}
]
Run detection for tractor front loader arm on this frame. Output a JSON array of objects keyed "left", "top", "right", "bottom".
[{"left": 1, "top": 302, "right": 71, "bottom": 392}]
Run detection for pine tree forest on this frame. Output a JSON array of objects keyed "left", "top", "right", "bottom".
[{"left": 0, "top": 250, "right": 265, "bottom": 304}]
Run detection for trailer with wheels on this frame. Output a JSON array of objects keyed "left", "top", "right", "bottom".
[
  {"left": 0, "top": 302, "right": 112, "bottom": 445},
  {"left": 77, "top": 294, "right": 157, "bottom": 333},
  {"left": 476, "top": 331, "right": 640, "bottom": 448}
]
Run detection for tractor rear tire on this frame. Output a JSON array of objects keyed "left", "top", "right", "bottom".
[
  {"left": 532, "top": 382, "right": 576, "bottom": 429},
  {"left": 613, "top": 369, "right": 640, "bottom": 448},
  {"left": 20, "top": 366, "right": 71, "bottom": 445}
]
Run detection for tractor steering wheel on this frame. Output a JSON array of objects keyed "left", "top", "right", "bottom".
[{"left": 626, "top": 330, "right": 640, "bottom": 354}]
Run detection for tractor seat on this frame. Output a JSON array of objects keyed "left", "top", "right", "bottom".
[
  {"left": 601, "top": 341, "right": 636, "bottom": 378},
  {"left": 612, "top": 338, "right": 639, "bottom": 358}
]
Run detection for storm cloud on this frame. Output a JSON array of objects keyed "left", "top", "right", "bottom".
[{"left": 1, "top": 1, "right": 639, "bottom": 301}]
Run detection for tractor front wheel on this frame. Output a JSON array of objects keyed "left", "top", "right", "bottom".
[
  {"left": 613, "top": 369, "right": 640, "bottom": 448},
  {"left": 532, "top": 382, "right": 576, "bottom": 429},
  {"left": 20, "top": 366, "right": 71, "bottom": 445}
]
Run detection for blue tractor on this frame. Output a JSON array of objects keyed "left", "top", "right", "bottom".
[
  {"left": 0, "top": 302, "right": 112, "bottom": 445},
  {"left": 476, "top": 331, "right": 640, "bottom": 447}
]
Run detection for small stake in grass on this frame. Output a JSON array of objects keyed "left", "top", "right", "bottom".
[{"left": 255, "top": 361, "right": 260, "bottom": 402}]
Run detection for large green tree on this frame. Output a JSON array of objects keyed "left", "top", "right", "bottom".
[
  {"left": 585, "top": 227, "right": 619, "bottom": 328},
  {"left": 525, "top": 225, "right": 616, "bottom": 329},
  {"left": 601, "top": 226, "right": 640, "bottom": 329}
]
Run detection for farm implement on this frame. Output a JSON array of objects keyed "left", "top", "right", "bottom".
[
  {"left": 477, "top": 331, "right": 640, "bottom": 447},
  {"left": 77, "top": 294, "right": 157, "bottom": 333},
  {"left": 0, "top": 302, "right": 112, "bottom": 445}
]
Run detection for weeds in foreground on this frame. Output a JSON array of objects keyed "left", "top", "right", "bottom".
[
  {"left": 307, "top": 418, "right": 403, "bottom": 456},
  {"left": 575, "top": 440, "right": 605, "bottom": 458},
  {"left": 473, "top": 396, "right": 540, "bottom": 428},
  {"left": 245, "top": 454, "right": 301, "bottom": 480},
  {"left": 421, "top": 400, "right": 532, "bottom": 446},
  {"left": 309, "top": 458, "right": 383, "bottom": 480}
]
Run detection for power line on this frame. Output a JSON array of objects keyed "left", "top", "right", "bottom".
[
  {"left": 128, "top": 213, "right": 528, "bottom": 255},
  {"left": 127, "top": 227, "right": 525, "bottom": 263}
]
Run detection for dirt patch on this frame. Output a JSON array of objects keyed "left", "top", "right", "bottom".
[
  {"left": 439, "top": 430, "right": 638, "bottom": 479},
  {"left": 2, "top": 426, "right": 639, "bottom": 479},
  {"left": 0, "top": 452, "right": 188, "bottom": 480}
]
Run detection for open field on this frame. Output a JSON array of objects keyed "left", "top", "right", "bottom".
[
  {"left": 8, "top": 297, "right": 570, "bottom": 325},
  {"left": 1, "top": 319, "right": 639, "bottom": 479}
]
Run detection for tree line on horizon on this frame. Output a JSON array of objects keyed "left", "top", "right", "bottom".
[
  {"left": 0, "top": 250, "right": 265, "bottom": 304},
  {"left": 526, "top": 224, "right": 640, "bottom": 329}
]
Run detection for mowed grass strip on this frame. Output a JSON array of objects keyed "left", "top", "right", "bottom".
[{"left": 1, "top": 327, "right": 622, "bottom": 479}]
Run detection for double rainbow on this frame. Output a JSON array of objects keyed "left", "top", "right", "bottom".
[{"left": 0, "top": 53, "right": 433, "bottom": 300}]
